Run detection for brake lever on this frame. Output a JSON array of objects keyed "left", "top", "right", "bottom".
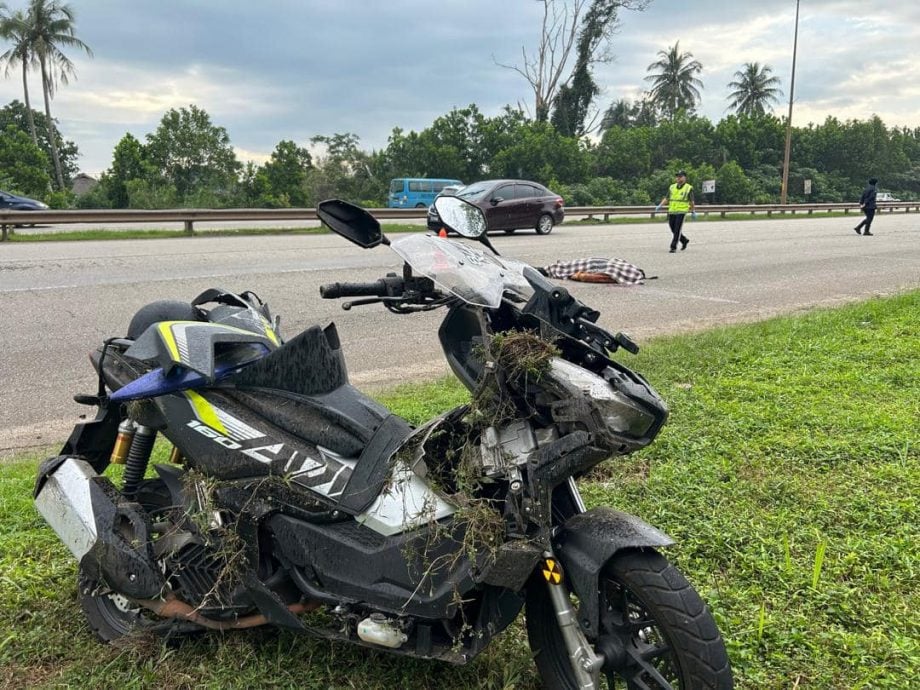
[
  {"left": 342, "top": 296, "right": 408, "bottom": 311},
  {"left": 342, "top": 298, "right": 383, "bottom": 310}
]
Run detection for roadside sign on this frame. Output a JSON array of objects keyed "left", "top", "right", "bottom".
[
  {"left": 702, "top": 179, "right": 716, "bottom": 194},
  {"left": 804, "top": 179, "right": 812, "bottom": 194}
]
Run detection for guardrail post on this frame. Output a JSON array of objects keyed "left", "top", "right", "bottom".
[
  {"left": 184, "top": 220, "right": 194, "bottom": 234},
  {"left": 1, "top": 224, "right": 8, "bottom": 242}
]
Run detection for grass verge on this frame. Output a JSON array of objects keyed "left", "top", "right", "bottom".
[{"left": 1, "top": 292, "right": 917, "bottom": 688}]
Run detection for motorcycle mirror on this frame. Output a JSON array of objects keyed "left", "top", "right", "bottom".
[
  {"left": 317, "top": 199, "right": 389, "bottom": 248},
  {"left": 434, "top": 196, "right": 487, "bottom": 239}
]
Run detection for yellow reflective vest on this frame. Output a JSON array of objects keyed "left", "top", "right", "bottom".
[{"left": 668, "top": 183, "right": 693, "bottom": 213}]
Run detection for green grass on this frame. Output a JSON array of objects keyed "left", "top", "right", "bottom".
[
  {"left": 4, "top": 223, "right": 426, "bottom": 243},
  {"left": 2, "top": 292, "right": 917, "bottom": 688}
]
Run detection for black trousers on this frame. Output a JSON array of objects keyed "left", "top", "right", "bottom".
[
  {"left": 855, "top": 208, "right": 876, "bottom": 234},
  {"left": 668, "top": 213, "right": 687, "bottom": 248}
]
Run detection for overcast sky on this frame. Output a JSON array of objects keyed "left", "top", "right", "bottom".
[{"left": 1, "top": 0, "right": 916, "bottom": 175}]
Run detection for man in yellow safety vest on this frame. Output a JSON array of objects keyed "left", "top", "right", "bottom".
[{"left": 656, "top": 170, "right": 697, "bottom": 253}]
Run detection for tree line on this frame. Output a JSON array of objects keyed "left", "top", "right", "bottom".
[
  {"left": 1, "top": 101, "right": 911, "bottom": 210},
  {"left": 2, "top": 0, "right": 918, "bottom": 210}
]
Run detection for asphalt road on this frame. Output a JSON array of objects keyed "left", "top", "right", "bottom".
[{"left": 2, "top": 214, "right": 918, "bottom": 455}]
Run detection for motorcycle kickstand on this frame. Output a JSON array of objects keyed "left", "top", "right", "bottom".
[{"left": 543, "top": 551, "right": 604, "bottom": 690}]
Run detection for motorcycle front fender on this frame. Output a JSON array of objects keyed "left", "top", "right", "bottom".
[{"left": 552, "top": 507, "right": 674, "bottom": 636}]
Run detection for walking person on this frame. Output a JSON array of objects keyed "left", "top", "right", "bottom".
[
  {"left": 854, "top": 177, "right": 878, "bottom": 236},
  {"left": 656, "top": 170, "right": 696, "bottom": 253}
]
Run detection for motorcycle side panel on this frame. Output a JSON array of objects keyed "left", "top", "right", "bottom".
[
  {"left": 270, "top": 514, "right": 476, "bottom": 620},
  {"left": 156, "top": 388, "right": 447, "bottom": 534},
  {"left": 156, "top": 389, "right": 355, "bottom": 503},
  {"left": 552, "top": 507, "right": 674, "bottom": 634}
]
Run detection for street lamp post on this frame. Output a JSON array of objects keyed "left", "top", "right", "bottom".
[{"left": 781, "top": 0, "right": 801, "bottom": 205}]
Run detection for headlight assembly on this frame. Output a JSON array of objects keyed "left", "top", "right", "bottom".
[{"left": 546, "top": 358, "right": 654, "bottom": 438}]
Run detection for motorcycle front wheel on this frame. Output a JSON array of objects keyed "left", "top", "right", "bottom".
[{"left": 526, "top": 549, "right": 732, "bottom": 689}]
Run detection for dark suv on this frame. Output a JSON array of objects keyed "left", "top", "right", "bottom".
[{"left": 427, "top": 179, "right": 564, "bottom": 235}]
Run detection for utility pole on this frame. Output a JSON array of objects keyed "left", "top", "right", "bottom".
[{"left": 781, "top": 0, "right": 801, "bottom": 204}]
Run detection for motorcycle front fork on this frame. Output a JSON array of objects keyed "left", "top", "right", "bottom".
[
  {"left": 543, "top": 549, "right": 604, "bottom": 690},
  {"left": 541, "top": 479, "right": 603, "bottom": 688}
]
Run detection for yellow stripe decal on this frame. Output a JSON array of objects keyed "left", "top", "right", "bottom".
[
  {"left": 157, "top": 322, "right": 181, "bottom": 361},
  {"left": 261, "top": 318, "right": 280, "bottom": 346},
  {"left": 185, "top": 390, "right": 228, "bottom": 435}
]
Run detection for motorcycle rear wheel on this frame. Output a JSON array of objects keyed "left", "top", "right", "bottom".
[
  {"left": 526, "top": 549, "right": 732, "bottom": 689},
  {"left": 78, "top": 567, "right": 150, "bottom": 642},
  {"left": 77, "top": 478, "right": 199, "bottom": 642}
]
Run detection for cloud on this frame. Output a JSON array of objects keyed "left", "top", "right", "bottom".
[
  {"left": 1, "top": 0, "right": 917, "bottom": 174},
  {"left": 234, "top": 147, "right": 272, "bottom": 166},
  {"left": 57, "top": 58, "right": 287, "bottom": 125}
]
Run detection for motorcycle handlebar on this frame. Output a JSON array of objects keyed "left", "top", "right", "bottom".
[{"left": 320, "top": 280, "right": 391, "bottom": 299}]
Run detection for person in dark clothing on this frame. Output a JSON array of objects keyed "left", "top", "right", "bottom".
[
  {"left": 854, "top": 177, "right": 878, "bottom": 236},
  {"left": 656, "top": 170, "right": 696, "bottom": 252}
]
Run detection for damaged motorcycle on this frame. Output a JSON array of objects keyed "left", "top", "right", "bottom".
[{"left": 35, "top": 195, "right": 732, "bottom": 688}]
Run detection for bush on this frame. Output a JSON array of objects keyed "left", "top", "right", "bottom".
[
  {"left": 716, "top": 161, "right": 753, "bottom": 204},
  {"left": 75, "top": 183, "right": 113, "bottom": 209},
  {"left": 585, "top": 177, "right": 629, "bottom": 205},
  {"left": 126, "top": 179, "right": 178, "bottom": 209},
  {"left": 45, "top": 190, "right": 74, "bottom": 209},
  {"left": 558, "top": 183, "right": 594, "bottom": 206}
]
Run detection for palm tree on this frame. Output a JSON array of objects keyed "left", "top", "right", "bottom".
[
  {"left": 27, "top": 0, "right": 92, "bottom": 190},
  {"left": 726, "top": 62, "right": 783, "bottom": 116},
  {"left": 644, "top": 41, "right": 703, "bottom": 120},
  {"left": 0, "top": 4, "right": 39, "bottom": 146},
  {"left": 601, "top": 97, "right": 657, "bottom": 131}
]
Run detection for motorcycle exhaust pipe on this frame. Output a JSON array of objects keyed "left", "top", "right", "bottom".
[
  {"left": 34, "top": 456, "right": 164, "bottom": 600},
  {"left": 136, "top": 594, "right": 318, "bottom": 631}
]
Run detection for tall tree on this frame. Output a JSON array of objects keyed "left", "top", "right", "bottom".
[
  {"left": 550, "top": 0, "right": 648, "bottom": 136},
  {"left": 104, "top": 132, "right": 148, "bottom": 207},
  {"left": 144, "top": 105, "right": 240, "bottom": 203},
  {"left": 726, "top": 62, "right": 782, "bottom": 116},
  {"left": 26, "top": 0, "right": 93, "bottom": 190},
  {"left": 0, "top": 123, "right": 50, "bottom": 197},
  {"left": 644, "top": 41, "right": 703, "bottom": 120},
  {"left": 307, "top": 132, "right": 379, "bottom": 203},
  {"left": 0, "top": 4, "right": 38, "bottom": 146},
  {"left": 258, "top": 140, "right": 313, "bottom": 207},
  {"left": 600, "top": 97, "right": 657, "bottom": 130},
  {"left": 0, "top": 99, "right": 80, "bottom": 182},
  {"left": 498, "top": 0, "right": 646, "bottom": 123}
]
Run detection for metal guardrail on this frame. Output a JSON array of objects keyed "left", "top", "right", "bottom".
[
  {"left": 1, "top": 201, "right": 916, "bottom": 240},
  {"left": 568, "top": 201, "right": 919, "bottom": 222}
]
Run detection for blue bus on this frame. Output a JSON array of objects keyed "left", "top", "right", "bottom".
[{"left": 387, "top": 178, "right": 464, "bottom": 208}]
